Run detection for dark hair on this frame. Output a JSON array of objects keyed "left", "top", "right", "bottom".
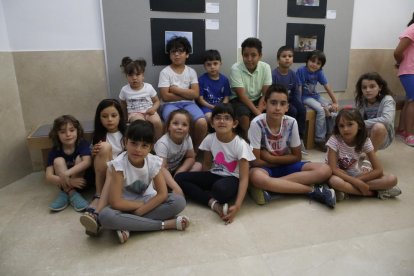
[
  {"left": 241, "top": 37, "right": 263, "bottom": 55},
  {"left": 166, "top": 109, "right": 192, "bottom": 132},
  {"left": 306, "top": 50, "right": 326, "bottom": 68},
  {"left": 93, "top": 99, "right": 126, "bottom": 145},
  {"left": 355, "top": 72, "right": 393, "bottom": 109},
  {"left": 408, "top": 12, "right": 414, "bottom": 26},
  {"left": 264, "top": 84, "right": 289, "bottom": 101},
  {"left": 166, "top": 36, "right": 192, "bottom": 54},
  {"left": 333, "top": 108, "right": 367, "bottom": 153},
  {"left": 49, "top": 115, "right": 84, "bottom": 150},
  {"left": 125, "top": 120, "right": 155, "bottom": 144},
  {"left": 276, "top": 45, "right": 294, "bottom": 59},
  {"left": 210, "top": 103, "right": 247, "bottom": 141},
  {"left": 120, "top": 57, "right": 146, "bottom": 75},
  {"left": 203, "top": 49, "right": 221, "bottom": 63}
]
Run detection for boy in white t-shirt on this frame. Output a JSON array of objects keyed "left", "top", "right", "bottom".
[
  {"left": 158, "top": 36, "right": 208, "bottom": 150},
  {"left": 248, "top": 84, "right": 336, "bottom": 208}
]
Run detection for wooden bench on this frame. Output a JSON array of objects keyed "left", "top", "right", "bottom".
[
  {"left": 303, "top": 96, "right": 405, "bottom": 150},
  {"left": 27, "top": 120, "right": 94, "bottom": 168}
]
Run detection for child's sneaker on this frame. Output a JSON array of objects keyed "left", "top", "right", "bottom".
[
  {"left": 335, "top": 190, "right": 349, "bottom": 202},
  {"left": 308, "top": 184, "right": 336, "bottom": 208},
  {"left": 69, "top": 191, "right": 88, "bottom": 212},
  {"left": 396, "top": 129, "right": 408, "bottom": 140},
  {"left": 360, "top": 160, "right": 373, "bottom": 173},
  {"left": 314, "top": 141, "right": 327, "bottom": 152},
  {"left": 117, "top": 230, "right": 130, "bottom": 244},
  {"left": 405, "top": 135, "right": 414, "bottom": 147},
  {"left": 300, "top": 140, "right": 309, "bottom": 155},
  {"left": 80, "top": 211, "right": 101, "bottom": 236},
  {"left": 248, "top": 185, "right": 271, "bottom": 205},
  {"left": 377, "top": 186, "right": 402, "bottom": 200},
  {"left": 49, "top": 191, "right": 69, "bottom": 211}
]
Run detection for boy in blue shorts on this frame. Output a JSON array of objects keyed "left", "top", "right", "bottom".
[
  {"left": 272, "top": 45, "right": 307, "bottom": 154},
  {"left": 230, "top": 37, "right": 272, "bottom": 135},
  {"left": 248, "top": 84, "right": 335, "bottom": 208},
  {"left": 197, "top": 49, "right": 231, "bottom": 123},
  {"left": 158, "top": 36, "right": 208, "bottom": 150}
]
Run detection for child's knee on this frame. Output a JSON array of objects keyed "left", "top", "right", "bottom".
[
  {"left": 195, "top": 117, "right": 207, "bottom": 129},
  {"left": 371, "top": 123, "right": 387, "bottom": 135},
  {"left": 53, "top": 157, "right": 66, "bottom": 167}
]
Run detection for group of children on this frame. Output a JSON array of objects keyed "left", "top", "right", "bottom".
[{"left": 44, "top": 36, "right": 402, "bottom": 244}]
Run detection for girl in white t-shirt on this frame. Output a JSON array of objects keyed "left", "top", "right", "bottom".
[
  {"left": 97, "top": 120, "right": 189, "bottom": 244},
  {"left": 80, "top": 99, "right": 126, "bottom": 236},
  {"left": 154, "top": 109, "right": 201, "bottom": 196},
  {"left": 175, "top": 104, "right": 255, "bottom": 224},
  {"left": 119, "top": 57, "right": 163, "bottom": 139},
  {"left": 326, "top": 108, "right": 400, "bottom": 200}
]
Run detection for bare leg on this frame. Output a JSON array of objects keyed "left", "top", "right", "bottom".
[
  {"left": 92, "top": 142, "right": 112, "bottom": 208},
  {"left": 369, "top": 123, "right": 387, "bottom": 151}
]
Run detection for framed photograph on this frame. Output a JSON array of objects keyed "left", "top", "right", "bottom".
[
  {"left": 150, "top": 0, "right": 205, "bottom": 13},
  {"left": 286, "top": 23, "right": 325, "bottom": 63},
  {"left": 287, "top": 0, "right": 327, "bottom": 18},
  {"left": 151, "top": 18, "right": 205, "bottom": 65}
]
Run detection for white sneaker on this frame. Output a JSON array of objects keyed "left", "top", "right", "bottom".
[{"left": 377, "top": 186, "right": 402, "bottom": 200}]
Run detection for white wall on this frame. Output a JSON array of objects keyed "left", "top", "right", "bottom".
[
  {"left": 1, "top": 0, "right": 413, "bottom": 51},
  {"left": 237, "top": 0, "right": 257, "bottom": 46},
  {"left": 0, "top": 1, "right": 10, "bottom": 51},
  {"left": 1, "top": 0, "right": 103, "bottom": 51},
  {"left": 351, "top": 0, "right": 414, "bottom": 49}
]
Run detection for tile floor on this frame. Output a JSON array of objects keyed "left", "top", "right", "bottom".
[{"left": 1, "top": 139, "right": 413, "bottom": 275}]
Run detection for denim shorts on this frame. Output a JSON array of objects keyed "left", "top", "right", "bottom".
[
  {"left": 262, "top": 161, "right": 307, "bottom": 178},
  {"left": 162, "top": 101, "right": 205, "bottom": 122},
  {"left": 400, "top": 74, "right": 414, "bottom": 100}
]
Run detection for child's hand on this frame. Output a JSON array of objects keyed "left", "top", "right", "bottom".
[
  {"left": 92, "top": 141, "right": 102, "bottom": 156},
  {"left": 172, "top": 187, "right": 184, "bottom": 196},
  {"left": 222, "top": 204, "right": 240, "bottom": 225},
  {"left": 57, "top": 171, "right": 71, "bottom": 189},
  {"left": 146, "top": 108, "right": 156, "bottom": 115},
  {"left": 68, "top": 177, "right": 86, "bottom": 189},
  {"left": 132, "top": 201, "right": 146, "bottom": 216},
  {"left": 331, "top": 103, "right": 339, "bottom": 112}
]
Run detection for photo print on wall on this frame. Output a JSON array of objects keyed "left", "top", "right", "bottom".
[
  {"left": 151, "top": 18, "right": 205, "bottom": 65},
  {"left": 286, "top": 23, "right": 325, "bottom": 63},
  {"left": 287, "top": 0, "right": 327, "bottom": 18}
]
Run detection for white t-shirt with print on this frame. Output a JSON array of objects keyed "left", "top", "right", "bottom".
[
  {"left": 119, "top": 83, "right": 157, "bottom": 113},
  {"left": 248, "top": 114, "right": 300, "bottom": 156},
  {"left": 199, "top": 133, "right": 255, "bottom": 178},
  {"left": 106, "top": 131, "right": 123, "bottom": 159},
  {"left": 108, "top": 152, "right": 163, "bottom": 199},
  {"left": 158, "top": 65, "right": 198, "bottom": 103},
  {"left": 154, "top": 133, "right": 193, "bottom": 172},
  {"left": 325, "top": 135, "right": 374, "bottom": 177}
]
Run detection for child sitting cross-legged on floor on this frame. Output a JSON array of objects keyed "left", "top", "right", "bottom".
[
  {"left": 88, "top": 120, "right": 190, "bottom": 244},
  {"left": 248, "top": 84, "right": 336, "bottom": 208},
  {"left": 326, "top": 108, "right": 401, "bottom": 201}
]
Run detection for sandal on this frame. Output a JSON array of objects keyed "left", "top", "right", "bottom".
[
  {"left": 175, "top": 215, "right": 190, "bottom": 231},
  {"left": 80, "top": 211, "right": 101, "bottom": 237},
  {"left": 116, "top": 230, "right": 130, "bottom": 244},
  {"left": 210, "top": 200, "right": 228, "bottom": 216}
]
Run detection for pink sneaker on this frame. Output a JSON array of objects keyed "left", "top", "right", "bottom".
[
  {"left": 396, "top": 129, "right": 408, "bottom": 140},
  {"left": 405, "top": 135, "right": 414, "bottom": 147}
]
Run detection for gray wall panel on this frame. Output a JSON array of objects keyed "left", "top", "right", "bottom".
[{"left": 102, "top": 0, "right": 237, "bottom": 98}]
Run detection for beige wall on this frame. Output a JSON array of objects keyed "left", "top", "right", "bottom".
[
  {"left": 343, "top": 49, "right": 405, "bottom": 100},
  {"left": 0, "top": 52, "right": 32, "bottom": 188}
]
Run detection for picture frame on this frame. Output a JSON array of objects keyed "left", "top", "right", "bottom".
[
  {"left": 150, "top": 0, "right": 205, "bottom": 13},
  {"left": 287, "top": 0, "right": 327, "bottom": 18},
  {"left": 150, "top": 18, "right": 205, "bottom": 65},
  {"left": 285, "top": 23, "right": 325, "bottom": 63}
]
